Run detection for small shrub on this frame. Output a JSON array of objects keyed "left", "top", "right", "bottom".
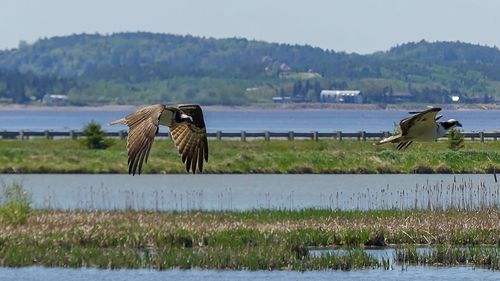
[
  {"left": 0, "top": 182, "right": 32, "bottom": 225},
  {"left": 82, "top": 121, "right": 113, "bottom": 149},
  {"left": 447, "top": 129, "right": 465, "bottom": 151}
]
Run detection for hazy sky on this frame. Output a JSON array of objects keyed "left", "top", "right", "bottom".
[{"left": 1, "top": 0, "right": 499, "bottom": 54}]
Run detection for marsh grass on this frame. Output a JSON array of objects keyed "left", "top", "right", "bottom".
[
  {"left": 0, "top": 139, "right": 498, "bottom": 174},
  {"left": 0, "top": 228, "right": 379, "bottom": 270},
  {"left": 0, "top": 208, "right": 499, "bottom": 269}
]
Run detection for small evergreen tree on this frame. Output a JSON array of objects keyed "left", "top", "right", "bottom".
[
  {"left": 82, "top": 121, "right": 111, "bottom": 149},
  {"left": 447, "top": 129, "right": 465, "bottom": 151}
]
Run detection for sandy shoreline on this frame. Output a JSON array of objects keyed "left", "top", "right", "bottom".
[{"left": 0, "top": 103, "right": 499, "bottom": 111}]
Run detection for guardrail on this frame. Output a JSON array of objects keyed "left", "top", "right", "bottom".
[{"left": 0, "top": 130, "right": 499, "bottom": 142}]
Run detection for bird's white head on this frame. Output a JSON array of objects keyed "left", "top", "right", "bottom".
[
  {"left": 175, "top": 110, "right": 193, "bottom": 123},
  {"left": 440, "top": 119, "right": 462, "bottom": 131}
]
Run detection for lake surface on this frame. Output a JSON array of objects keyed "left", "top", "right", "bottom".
[
  {"left": 1, "top": 174, "right": 498, "bottom": 211},
  {"left": 0, "top": 266, "right": 498, "bottom": 281},
  {"left": 0, "top": 108, "right": 499, "bottom": 132}
]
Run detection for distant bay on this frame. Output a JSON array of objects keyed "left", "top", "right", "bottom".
[{"left": 0, "top": 106, "right": 499, "bottom": 132}]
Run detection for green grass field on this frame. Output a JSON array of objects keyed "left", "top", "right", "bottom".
[{"left": 0, "top": 138, "right": 498, "bottom": 174}]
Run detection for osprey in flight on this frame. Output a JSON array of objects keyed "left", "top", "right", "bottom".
[
  {"left": 377, "top": 107, "right": 462, "bottom": 150},
  {"left": 110, "top": 104, "right": 208, "bottom": 175}
]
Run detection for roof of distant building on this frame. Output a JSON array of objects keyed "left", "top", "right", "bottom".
[{"left": 320, "top": 90, "right": 361, "bottom": 96}]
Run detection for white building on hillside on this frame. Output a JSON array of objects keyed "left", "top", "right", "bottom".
[
  {"left": 320, "top": 90, "right": 363, "bottom": 104},
  {"left": 42, "top": 94, "right": 69, "bottom": 104}
]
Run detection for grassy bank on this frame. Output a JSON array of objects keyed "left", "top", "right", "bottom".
[
  {"left": 0, "top": 139, "right": 499, "bottom": 174},
  {"left": 0, "top": 209, "right": 499, "bottom": 270}
]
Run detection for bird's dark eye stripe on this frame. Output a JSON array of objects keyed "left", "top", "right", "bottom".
[{"left": 174, "top": 111, "right": 183, "bottom": 123}]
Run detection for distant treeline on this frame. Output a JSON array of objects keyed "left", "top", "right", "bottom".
[{"left": 0, "top": 32, "right": 499, "bottom": 105}]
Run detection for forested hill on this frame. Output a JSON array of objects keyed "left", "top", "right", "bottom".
[
  {"left": 382, "top": 41, "right": 500, "bottom": 65},
  {"left": 1, "top": 33, "right": 500, "bottom": 105},
  {"left": 0, "top": 33, "right": 352, "bottom": 78}
]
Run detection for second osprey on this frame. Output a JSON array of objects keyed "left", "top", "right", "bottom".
[{"left": 377, "top": 107, "right": 462, "bottom": 150}]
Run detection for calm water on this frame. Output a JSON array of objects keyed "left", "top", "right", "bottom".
[
  {"left": 0, "top": 266, "right": 498, "bottom": 281},
  {"left": 1, "top": 174, "right": 498, "bottom": 211},
  {"left": 0, "top": 108, "right": 499, "bottom": 132}
]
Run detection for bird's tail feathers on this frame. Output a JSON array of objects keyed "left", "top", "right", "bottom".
[
  {"left": 109, "top": 118, "right": 127, "bottom": 126},
  {"left": 376, "top": 135, "right": 402, "bottom": 145}
]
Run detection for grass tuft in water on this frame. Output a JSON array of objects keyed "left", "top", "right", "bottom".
[
  {"left": 396, "top": 245, "right": 500, "bottom": 270},
  {"left": 0, "top": 182, "right": 31, "bottom": 225}
]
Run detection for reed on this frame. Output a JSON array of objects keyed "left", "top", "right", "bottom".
[{"left": 23, "top": 176, "right": 499, "bottom": 211}]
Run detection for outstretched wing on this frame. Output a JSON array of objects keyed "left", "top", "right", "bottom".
[
  {"left": 169, "top": 104, "right": 208, "bottom": 173},
  {"left": 399, "top": 107, "right": 441, "bottom": 135},
  {"left": 119, "top": 104, "right": 164, "bottom": 175}
]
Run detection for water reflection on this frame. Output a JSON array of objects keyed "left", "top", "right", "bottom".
[
  {"left": 0, "top": 266, "right": 498, "bottom": 281},
  {"left": 310, "top": 246, "right": 437, "bottom": 269}
]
